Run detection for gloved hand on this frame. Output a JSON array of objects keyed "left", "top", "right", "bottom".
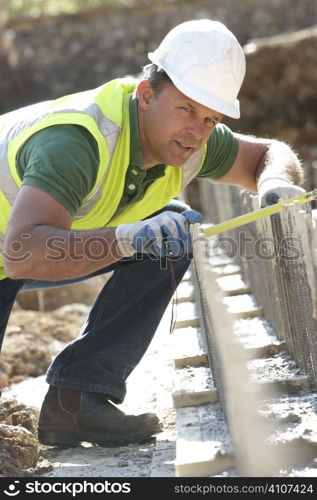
[
  {"left": 257, "top": 177, "right": 306, "bottom": 208},
  {"left": 115, "top": 209, "right": 203, "bottom": 258}
]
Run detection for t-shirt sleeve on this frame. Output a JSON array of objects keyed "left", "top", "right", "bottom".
[
  {"left": 196, "top": 123, "right": 239, "bottom": 180},
  {"left": 16, "top": 124, "right": 100, "bottom": 216}
]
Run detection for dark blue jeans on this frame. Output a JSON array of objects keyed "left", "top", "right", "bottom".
[{"left": 0, "top": 201, "right": 192, "bottom": 403}]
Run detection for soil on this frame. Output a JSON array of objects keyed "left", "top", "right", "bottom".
[
  {"left": 0, "top": 279, "right": 176, "bottom": 477},
  {"left": 1, "top": 277, "right": 317, "bottom": 478}
]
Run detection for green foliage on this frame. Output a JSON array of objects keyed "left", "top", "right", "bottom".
[{"left": 4, "top": 0, "right": 181, "bottom": 21}]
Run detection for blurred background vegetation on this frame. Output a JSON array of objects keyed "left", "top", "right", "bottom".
[
  {"left": 0, "top": 0, "right": 316, "bottom": 193},
  {"left": 3, "top": 0, "right": 182, "bottom": 20},
  {"left": 0, "top": 0, "right": 316, "bottom": 207}
]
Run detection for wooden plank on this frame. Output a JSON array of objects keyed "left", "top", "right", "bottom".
[
  {"left": 172, "top": 366, "right": 217, "bottom": 408},
  {"left": 211, "top": 264, "right": 241, "bottom": 277},
  {"left": 174, "top": 301, "right": 200, "bottom": 328},
  {"left": 173, "top": 281, "right": 195, "bottom": 304},
  {"left": 245, "top": 342, "right": 285, "bottom": 358},
  {"left": 223, "top": 294, "right": 263, "bottom": 319},
  {"left": 174, "top": 405, "right": 234, "bottom": 477},
  {"left": 216, "top": 274, "right": 250, "bottom": 296},
  {"left": 256, "top": 375, "right": 313, "bottom": 394},
  {"left": 172, "top": 327, "right": 208, "bottom": 368}
]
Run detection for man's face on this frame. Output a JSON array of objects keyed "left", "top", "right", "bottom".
[{"left": 137, "top": 81, "right": 223, "bottom": 169}]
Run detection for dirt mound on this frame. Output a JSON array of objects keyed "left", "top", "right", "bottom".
[
  {"left": 0, "top": 279, "right": 110, "bottom": 475},
  {"left": 0, "top": 398, "right": 39, "bottom": 476},
  {"left": 0, "top": 276, "right": 116, "bottom": 476},
  {"left": 1, "top": 304, "right": 90, "bottom": 387},
  {"left": 0, "top": 275, "right": 112, "bottom": 388},
  {"left": 225, "top": 25, "right": 317, "bottom": 148}
]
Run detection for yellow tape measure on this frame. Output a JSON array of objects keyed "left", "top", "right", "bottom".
[{"left": 203, "top": 190, "right": 317, "bottom": 238}]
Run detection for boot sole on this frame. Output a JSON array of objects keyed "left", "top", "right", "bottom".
[{"left": 38, "top": 424, "right": 160, "bottom": 448}]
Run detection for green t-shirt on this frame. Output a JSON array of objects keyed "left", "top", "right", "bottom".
[
  {"left": 16, "top": 95, "right": 238, "bottom": 217},
  {"left": 16, "top": 124, "right": 99, "bottom": 216}
]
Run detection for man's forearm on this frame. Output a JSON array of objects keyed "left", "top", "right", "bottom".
[
  {"left": 255, "top": 140, "right": 304, "bottom": 188},
  {"left": 4, "top": 225, "right": 124, "bottom": 280}
]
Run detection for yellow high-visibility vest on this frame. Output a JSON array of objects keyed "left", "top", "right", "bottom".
[{"left": 0, "top": 78, "right": 205, "bottom": 280}]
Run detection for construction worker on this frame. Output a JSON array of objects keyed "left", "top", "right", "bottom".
[{"left": 0, "top": 19, "right": 305, "bottom": 447}]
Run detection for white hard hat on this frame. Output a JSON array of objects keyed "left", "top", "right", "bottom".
[{"left": 148, "top": 19, "right": 246, "bottom": 118}]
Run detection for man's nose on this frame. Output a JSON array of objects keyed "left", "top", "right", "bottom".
[{"left": 186, "top": 119, "right": 205, "bottom": 141}]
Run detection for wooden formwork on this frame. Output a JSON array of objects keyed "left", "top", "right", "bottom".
[
  {"left": 171, "top": 182, "right": 317, "bottom": 476},
  {"left": 197, "top": 180, "right": 317, "bottom": 390}
]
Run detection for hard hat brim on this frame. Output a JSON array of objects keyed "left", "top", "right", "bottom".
[
  {"left": 162, "top": 66, "right": 240, "bottom": 119},
  {"left": 148, "top": 51, "right": 241, "bottom": 119}
]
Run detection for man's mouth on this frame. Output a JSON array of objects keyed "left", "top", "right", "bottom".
[{"left": 175, "top": 140, "right": 194, "bottom": 153}]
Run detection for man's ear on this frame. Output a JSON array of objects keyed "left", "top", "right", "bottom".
[{"left": 137, "top": 80, "right": 154, "bottom": 110}]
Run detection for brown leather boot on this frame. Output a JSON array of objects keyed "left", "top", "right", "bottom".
[{"left": 38, "top": 386, "right": 161, "bottom": 447}]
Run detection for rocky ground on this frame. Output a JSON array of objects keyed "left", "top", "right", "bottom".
[
  {"left": 0, "top": 277, "right": 177, "bottom": 477},
  {"left": 1, "top": 271, "right": 317, "bottom": 478}
]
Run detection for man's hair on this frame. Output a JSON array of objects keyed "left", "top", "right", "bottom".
[{"left": 142, "top": 63, "right": 173, "bottom": 93}]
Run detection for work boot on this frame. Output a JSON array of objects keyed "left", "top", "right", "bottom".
[{"left": 38, "top": 386, "right": 161, "bottom": 447}]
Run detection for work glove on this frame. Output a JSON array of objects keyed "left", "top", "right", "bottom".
[
  {"left": 115, "top": 209, "right": 203, "bottom": 258},
  {"left": 257, "top": 177, "right": 306, "bottom": 208}
]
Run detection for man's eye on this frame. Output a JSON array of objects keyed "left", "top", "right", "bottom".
[
  {"left": 206, "top": 118, "right": 216, "bottom": 127},
  {"left": 181, "top": 107, "right": 191, "bottom": 112}
]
